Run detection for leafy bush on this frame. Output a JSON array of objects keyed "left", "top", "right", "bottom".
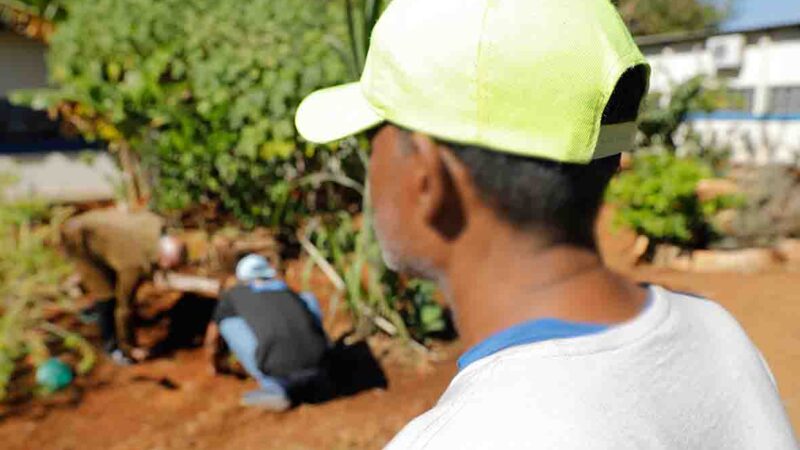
[
  {"left": 0, "top": 0, "right": 67, "bottom": 20},
  {"left": 614, "top": 74, "right": 748, "bottom": 251},
  {"left": 0, "top": 181, "right": 95, "bottom": 401},
  {"left": 720, "top": 166, "right": 800, "bottom": 248},
  {"left": 342, "top": 0, "right": 386, "bottom": 78},
  {"left": 14, "top": 0, "right": 442, "bottom": 347},
  {"left": 607, "top": 153, "right": 737, "bottom": 249},
  {"left": 306, "top": 211, "right": 398, "bottom": 331},
  {"left": 613, "top": 0, "right": 726, "bottom": 36},
  {"left": 304, "top": 207, "right": 445, "bottom": 342},
  {"left": 638, "top": 76, "right": 737, "bottom": 150},
  {"left": 395, "top": 279, "right": 446, "bottom": 340},
  {"left": 14, "top": 0, "right": 351, "bottom": 227}
]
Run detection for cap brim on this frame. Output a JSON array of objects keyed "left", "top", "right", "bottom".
[{"left": 295, "top": 82, "right": 385, "bottom": 144}]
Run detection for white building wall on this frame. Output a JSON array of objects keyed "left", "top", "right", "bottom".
[
  {"left": 0, "top": 30, "right": 48, "bottom": 97},
  {"left": 763, "top": 29, "right": 800, "bottom": 86},
  {"left": 645, "top": 42, "right": 713, "bottom": 92},
  {"left": 643, "top": 28, "right": 800, "bottom": 95},
  {"left": 640, "top": 26, "right": 800, "bottom": 164},
  {"left": 0, "top": 152, "right": 122, "bottom": 203},
  {"left": 689, "top": 120, "right": 800, "bottom": 164},
  {"left": 0, "top": 30, "right": 120, "bottom": 203}
]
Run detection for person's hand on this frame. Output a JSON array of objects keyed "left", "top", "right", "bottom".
[
  {"left": 130, "top": 347, "right": 150, "bottom": 363},
  {"left": 110, "top": 349, "right": 134, "bottom": 366},
  {"left": 207, "top": 344, "right": 221, "bottom": 375}
]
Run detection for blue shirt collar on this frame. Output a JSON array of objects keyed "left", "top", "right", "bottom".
[
  {"left": 458, "top": 285, "right": 653, "bottom": 370},
  {"left": 457, "top": 289, "right": 655, "bottom": 371},
  {"left": 248, "top": 279, "right": 288, "bottom": 292},
  {"left": 457, "top": 318, "right": 609, "bottom": 371}
]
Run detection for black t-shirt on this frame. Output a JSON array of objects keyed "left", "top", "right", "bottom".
[{"left": 213, "top": 284, "right": 327, "bottom": 379}]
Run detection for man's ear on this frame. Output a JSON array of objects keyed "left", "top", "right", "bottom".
[
  {"left": 409, "top": 133, "right": 466, "bottom": 240},
  {"left": 409, "top": 133, "right": 446, "bottom": 222}
]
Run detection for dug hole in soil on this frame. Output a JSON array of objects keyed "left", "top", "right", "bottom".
[{"left": 0, "top": 206, "right": 798, "bottom": 449}]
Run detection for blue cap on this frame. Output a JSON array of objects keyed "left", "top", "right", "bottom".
[{"left": 235, "top": 254, "right": 277, "bottom": 282}]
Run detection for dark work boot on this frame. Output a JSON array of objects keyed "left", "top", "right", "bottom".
[{"left": 95, "top": 299, "right": 135, "bottom": 365}]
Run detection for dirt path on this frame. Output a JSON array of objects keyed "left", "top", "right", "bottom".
[
  {"left": 0, "top": 209, "right": 797, "bottom": 448},
  {"left": 0, "top": 339, "right": 460, "bottom": 450}
]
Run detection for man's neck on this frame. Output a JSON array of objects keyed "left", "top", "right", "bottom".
[{"left": 442, "top": 231, "right": 647, "bottom": 349}]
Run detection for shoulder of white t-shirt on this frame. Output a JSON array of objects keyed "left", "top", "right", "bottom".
[{"left": 384, "top": 285, "right": 786, "bottom": 449}]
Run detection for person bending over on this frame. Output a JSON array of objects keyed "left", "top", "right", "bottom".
[{"left": 62, "top": 207, "right": 184, "bottom": 364}]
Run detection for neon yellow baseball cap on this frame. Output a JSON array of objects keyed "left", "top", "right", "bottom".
[{"left": 295, "top": 0, "right": 649, "bottom": 163}]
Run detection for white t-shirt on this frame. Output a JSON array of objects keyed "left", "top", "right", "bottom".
[{"left": 386, "top": 286, "right": 798, "bottom": 449}]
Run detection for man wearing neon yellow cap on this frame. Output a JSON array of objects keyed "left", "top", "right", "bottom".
[{"left": 296, "top": 0, "right": 796, "bottom": 447}]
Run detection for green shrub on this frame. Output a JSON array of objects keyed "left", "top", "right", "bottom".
[
  {"left": 0, "top": 186, "right": 95, "bottom": 401},
  {"left": 721, "top": 165, "right": 800, "bottom": 248},
  {"left": 14, "top": 0, "right": 351, "bottom": 227},
  {"left": 396, "top": 279, "right": 446, "bottom": 340},
  {"left": 638, "top": 76, "right": 737, "bottom": 149},
  {"left": 0, "top": 0, "right": 68, "bottom": 21},
  {"left": 613, "top": 0, "right": 727, "bottom": 36},
  {"left": 304, "top": 209, "right": 445, "bottom": 342},
  {"left": 607, "top": 153, "right": 736, "bottom": 249}
]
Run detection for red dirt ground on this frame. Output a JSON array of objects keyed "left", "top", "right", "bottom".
[{"left": 0, "top": 208, "right": 797, "bottom": 449}]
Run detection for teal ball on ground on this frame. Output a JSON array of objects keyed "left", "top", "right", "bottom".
[{"left": 36, "top": 358, "right": 74, "bottom": 392}]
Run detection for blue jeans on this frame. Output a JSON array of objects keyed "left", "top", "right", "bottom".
[{"left": 218, "top": 292, "right": 322, "bottom": 393}]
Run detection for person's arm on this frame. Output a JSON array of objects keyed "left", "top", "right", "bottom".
[
  {"left": 207, "top": 291, "right": 237, "bottom": 374},
  {"left": 204, "top": 321, "right": 225, "bottom": 375},
  {"left": 61, "top": 217, "right": 84, "bottom": 256}
]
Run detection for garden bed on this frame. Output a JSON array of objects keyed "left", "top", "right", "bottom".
[
  {"left": 4, "top": 212, "right": 800, "bottom": 449},
  {"left": 639, "top": 238, "right": 800, "bottom": 273}
]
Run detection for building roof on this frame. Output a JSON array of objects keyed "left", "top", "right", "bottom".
[{"left": 635, "top": 20, "right": 800, "bottom": 47}]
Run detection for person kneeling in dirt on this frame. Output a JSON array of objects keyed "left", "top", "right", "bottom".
[
  {"left": 62, "top": 207, "right": 184, "bottom": 365},
  {"left": 205, "top": 254, "right": 328, "bottom": 411}
]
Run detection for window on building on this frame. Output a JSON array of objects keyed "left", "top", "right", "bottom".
[
  {"left": 768, "top": 86, "right": 800, "bottom": 115},
  {"left": 0, "top": 99, "right": 89, "bottom": 152},
  {"left": 0, "top": 99, "right": 61, "bottom": 141}
]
